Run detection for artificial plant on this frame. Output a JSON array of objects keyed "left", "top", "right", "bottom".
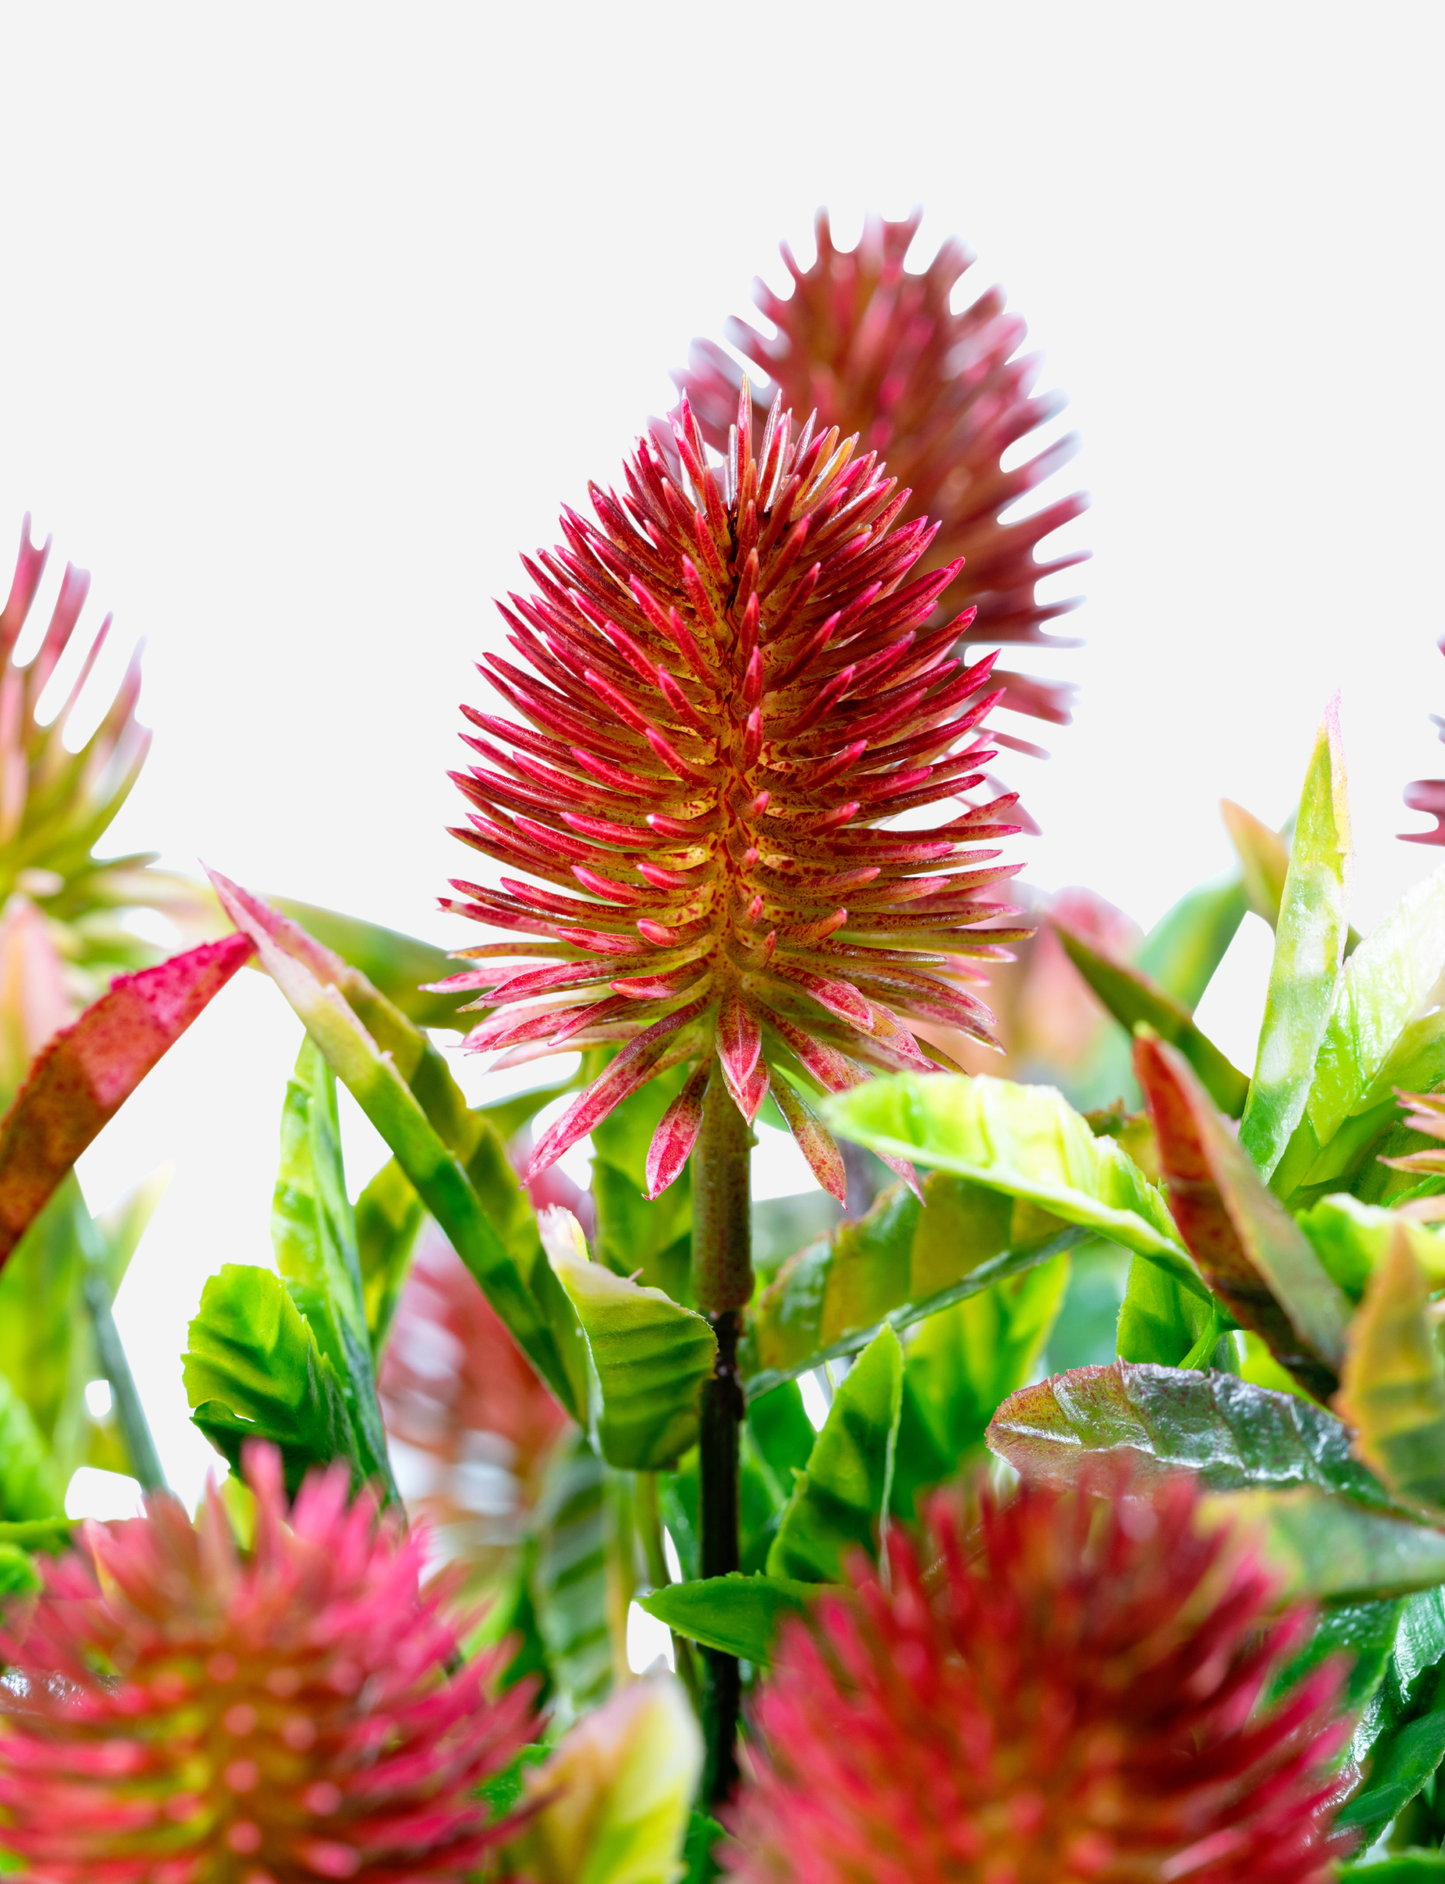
[{"left": 0, "top": 213, "right": 1441, "bottom": 1884}]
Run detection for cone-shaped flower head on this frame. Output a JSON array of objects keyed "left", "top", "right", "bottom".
[
  {"left": 724, "top": 1474, "right": 1350, "bottom": 1884},
  {"left": 677, "top": 210, "right": 1089, "bottom": 748},
  {"left": 441, "top": 388, "right": 1027, "bottom": 1206},
  {"left": 0, "top": 1443, "right": 538, "bottom": 1881}
]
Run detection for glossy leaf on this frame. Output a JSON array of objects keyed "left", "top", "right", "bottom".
[
  {"left": 824, "top": 1074, "right": 1187, "bottom": 1261},
  {"left": 209, "top": 871, "right": 587, "bottom": 1418},
  {"left": 1201, "top": 1485, "right": 1445, "bottom": 1600},
  {"left": 1271, "top": 1598, "right": 1405, "bottom": 1717},
  {"left": 1339, "top": 1707, "right": 1445, "bottom": 1837},
  {"left": 590, "top": 1062, "right": 693, "bottom": 1303},
  {"left": 891, "top": 1255, "right": 1071, "bottom": 1517},
  {"left": 1133, "top": 871, "right": 1248, "bottom": 1009},
  {"left": 271, "top": 1037, "right": 394, "bottom": 1495},
  {"left": 767, "top": 1326, "right": 903, "bottom": 1584},
  {"left": 1336, "top": 1231, "right": 1445, "bottom": 1521},
  {"left": 0, "top": 932, "right": 252, "bottom": 1267},
  {"left": 639, "top": 1573, "right": 819, "bottom": 1663},
  {"left": 1299, "top": 1194, "right": 1445, "bottom": 1301},
  {"left": 1240, "top": 704, "right": 1353, "bottom": 1179},
  {"left": 1052, "top": 918, "right": 1249, "bottom": 1116},
  {"left": 269, "top": 895, "right": 463, "bottom": 1030},
  {"left": 988, "top": 1360, "right": 1394, "bottom": 1507},
  {"left": 544, "top": 1208, "right": 716, "bottom": 1471},
  {"left": 1136, "top": 1030, "right": 1351, "bottom": 1398},
  {"left": 355, "top": 1158, "right": 426, "bottom": 1356},
  {"left": 183, "top": 1264, "right": 365, "bottom": 1494}
]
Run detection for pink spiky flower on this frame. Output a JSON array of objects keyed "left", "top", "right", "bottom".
[
  {"left": 0, "top": 1443, "right": 537, "bottom": 1882},
  {"left": 438, "top": 388, "right": 1028, "bottom": 1208},
  {"left": 724, "top": 1474, "right": 1351, "bottom": 1884},
  {"left": 677, "top": 209, "right": 1089, "bottom": 752}
]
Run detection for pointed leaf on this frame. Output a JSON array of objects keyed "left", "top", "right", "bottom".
[
  {"left": 1337, "top": 1231, "right": 1445, "bottom": 1521},
  {"left": 1240, "top": 703, "right": 1353, "bottom": 1178},
  {"left": 544, "top": 1209, "right": 716, "bottom": 1471},
  {"left": 1201, "top": 1484, "right": 1445, "bottom": 1600},
  {"left": 638, "top": 1573, "right": 820, "bottom": 1663},
  {"left": 209, "top": 871, "right": 586, "bottom": 1418},
  {"left": 1221, "top": 799, "right": 1292, "bottom": 926},
  {"left": 1135, "top": 1030, "right": 1351, "bottom": 1398},
  {"left": 1134, "top": 870, "right": 1248, "bottom": 1009},
  {"left": 766, "top": 1326, "right": 902, "bottom": 1584},
  {"left": 988, "top": 1359, "right": 1395, "bottom": 1509},
  {"left": 0, "top": 933, "right": 252, "bottom": 1267},
  {"left": 1338, "top": 1707, "right": 1445, "bottom": 1837},
  {"left": 183, "top": 1264, "right": 366, "bottom": 1495},
  {"left": 1053, "top": 918, "right": 1249, "bottom": 1116},
  {"left": 269, "top": 895, "right": 464, "bottom": 1029}
]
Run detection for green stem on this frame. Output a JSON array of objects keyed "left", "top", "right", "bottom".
[
  {"left": 82, "top": 1267, "right": 167, "bottom": 1494},
  {"left": 692, "top": 1072, "right": 752, "bottom": 1808}
]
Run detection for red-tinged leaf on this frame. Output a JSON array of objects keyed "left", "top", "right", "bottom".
[
  {"left": 646, "top": 1062, "right": 710, "bottom": 1198},
  {"left": 772, "top": 1075, "right": 846, "bottom": 1203},
  {"left": 527, "top": 1005, "right": 707, "bottom": 1180},
  {"left": 1133, "top": 1029, "right": 1351, "bottom": 1400},
  {"left": 718, "top": 986, "right": 763, "bottom": 1090},
  {"left": 0, "top": 933, "right": 254, "bottom": 1265}
]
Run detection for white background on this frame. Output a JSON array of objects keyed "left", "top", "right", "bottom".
[{"left": 0, "top": 3, "right": 1440, "bottom": 1504}]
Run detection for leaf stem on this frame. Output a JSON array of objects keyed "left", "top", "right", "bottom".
[
  {"left": 82, "top": 1265, "right": 167, "bottom": 1494},
  {"left": 693, "top": 1071, "right": 751, "bottom": 1808}
]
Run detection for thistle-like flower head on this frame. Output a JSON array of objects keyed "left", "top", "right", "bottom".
[
  {"left": 0, "top": 1442, "right": 537, "bottom": 1881},
  {"left": 440, "top": 389, "right": 1027, "bottom": 1205},
  {"left": 724, "top": 1474, "right": 1350, "bottom": 1884},
  {"left": 677, "top": 209, "right": 1089, "bottom": 747}
]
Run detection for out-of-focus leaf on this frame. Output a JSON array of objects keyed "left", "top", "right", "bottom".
[
  {"left": 0, "top": 933, "right": 252, "bottom": 1267},
  {"left": 1053, "top": 919, "right": 1249, "bottom": 1117},
  {"left": 544, "top": 1209, "right": 715, "bottom": 1472},
  {"left": 209, "top": 871, "right": 587, "bottom": 1419},
  {"left": 639, "top": 1573, "right": 819, "bottom": 1663},
  {"left": 767, "top": 1327, "right": 902, "bottom": 1585},
  {"left": 1339, "top": 1706, "right": 1445, "bottom": 1838},
  {"left": 825, "top": 1074, "right": 1190, "bottom": 1265},
  {"left": 510, "top": 1675, "right": 703, "bottom": 1884},
  {"left": 1043, "top": 1240, "right": 1132, "bottom": 1373},
  {"left": 1270, "top": 1599, "right": 1405, "bottom": 1717},
  {"left": 269, "top": 896, "right": 462, "bottom": 1030},
  {"left": 752, "top": 1191, "right": 842, "bottom": 1278},
  {"left": 1221, "top": 799, "right": 1292, "bottom": 927},
  {"left": 183, "top": 1264, "right": 365, "bottom": 1494},
  {"left": 683, "top": 1813, "right": 725, "bottom": 1884},
  {"left": 1298, "top": 1195, "right": 1445, "bottom": 1301},
  {"left": 590, "top": 1063, "right": 692, "bottom": 1302},
  {"left": 1134, "top": 871, "right": 1249, "bottom": 1009},
  {"left": 0, "top": 1542, "right": 41, "bottom": 1600},
  {"left": 1240, "top": 705, "right": 1353, "bottom": 1180},
  {"left": 1336, "top": 1232, "right": 1445, "bottom": 1521},
  {"left": 1115, "top": 1252, "right": 1230, "bottom": 1369},
  {"left": 891, "top": 1255, "right": 1071, "bottom": 1518},
  {"left": 0, "top": 1371, "right": 65, "bottom": 1520},
  {"left": 746, "top": 1169, "right": 1085, "bottom": 1392},
  {"left": 1135, "top": 1030, "right": 1351, "bottom": 1398},
  {"left": 533, "top": 1432, "right": 614, "bottom": 1715},
  {"left": 1340, "top": 1856, "right": 1445, "bottom": 1879},
  {"left": 355, "top": 1158, "right": 425, "bottom": 1357},
  {"left": 271, "top": 1038, "right": 394, "bottom": 1495},
  {"left": 1201, "top": 1485, "right": 1445, "bottom": 1600},
  {"left": 747, "top": 1379, "right": 814, "bottom": 1490},
  {"left": 988, "top": 1360, "right": 1394, "bottom": 1507}
]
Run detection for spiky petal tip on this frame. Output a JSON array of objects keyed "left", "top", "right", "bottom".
[
  {"left": 0, "top": 1442, "right": 537, "bottom": 1881},
  {"left": 723, "top": 1473, "right": 1351, "bottom": 1884},
  {"left": 440, "top": 386, "right": 1029, "bottom": 1203}
]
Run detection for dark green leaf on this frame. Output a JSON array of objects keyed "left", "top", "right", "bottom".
[
  {"left": 639, "top": 1572, "right": 819, "bottom": 1662},
  {"left": 988, "top": 1360, "right": 1395, "bottom": 1508},
  {"left": 1239, "top": 705, "right": 1353, "bottom": 1180},
  {"left": 1053, "top": 919, "right": 1249, "bottom": 1116},
  {"left": 532, "top": 1433, "right": 613, "bottom": 1714},
  {"left": 767, "top": 1327, "right": 902, "bottom": 1584},
  {"left": 1338, "top": 1708, "right": 1445, "bottom": 1835},
  {"left": 0, "top": 1542, "right": 40, "bottom": 1601},
  {"left": 355, "top": 1158, "right": 425, "bottom": 1356},
  {"left": 1270, "top": 1599, "right": 1404, "bottom": 1716},
  {"left": 683, "top": 1811, "right": 725, "bottom": 1884}
]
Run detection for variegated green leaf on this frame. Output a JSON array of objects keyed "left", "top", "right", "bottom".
[
  {"left": 355, "top": 1158, "right": 426, "bottom": 1357},
  {"left": 1299, "top": 1195, "right": 1445, "bottom": 1300},
  {"left": 1336, "top": 1231, "right": 1445, "bottom": 1521}
]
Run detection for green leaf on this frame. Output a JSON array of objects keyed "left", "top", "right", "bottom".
[
  {"left": 1135, "top": 1030, "right": 1351, "bottom": 1399},
  {"left": 1200, "top": 1485, "right": 1445, "bottom": 1600},
  {"left": 1221, "top": 799, "right": 1292, "bottom": 927},
  {"left": 590, "top": 1063, "right": 692, "bottom": 1302},
  {"left": 1339, "top": 1707, "right": 1445, "bottom": 1835},
  {"left": 209, "top": 871, "right": 587, "bottom": 1420},
  {"left": 355, "top": 1158, "right": 425, "bottom": 1356},
  {"left": 1287, "top": 1012, "right": 1445, "bottom": 1205},
  {"left": 639, "top": 1573, "right": 819, "bottom": 1662},
  {"left": 544, "top": 1211, "right": 716, "bottom": 1471},
  {"left": 1336, "top": 1231, "right": 1445, "bottom": 1521},
  {"left": 271, "top": 1038, "right": 394, "bottom": 1495},
  {"left": 0, "top": 1370, "right": 65, "bottom": 1520},
  {"left": 1270, "top": 1598, "right": 1405, "bottom": 1716},
  {"left": 824, "top": 1074, "right": 1190, "bottom": 1265},
  {"left": 1240, "top": 704, "right": 1353, "bottom": 1180},
  {"left": 1052, "top": 919, "right": 1249, "bottom": 1116},
  {"left": 682, "top": 1813, "right": 725, "bottom": 1884},
  {"left": 269, "top": 896, "right": 464, "bottom": 1030},
  {"left": 1134, "top": 871, "right": 1248, "bottom": 1009},
  {"left": 891, "top": 1255, "right": 1071, "bottom": 1518},
  {"left": 1115, "top": 1252, "right": 1229, "bottom": 1369},
  {"left": 0, "top": 1542, "right": 40, "bottom": 1600},
  {"left": 988, "top": 1360, "right": 1395, "bottom": 1507},
  {"left": 1340, "top": 1857, "right": 1445, "bottom": 1880},
  {"left": 767, "top": 1327, "right": 902, "bottom": 1584},
  {"left": 532, "top": 1433, "right": 614, "bottom": 1715},
  {"left": 1044, "top": 1240, "right": 1132, "bottom": 1373},
  {"left": 183, "top": 1264, "right": 364, "bottom": 1494},
  {"left": 1298, "top": 1194, "right": 1445, "bottom": 1301}
]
